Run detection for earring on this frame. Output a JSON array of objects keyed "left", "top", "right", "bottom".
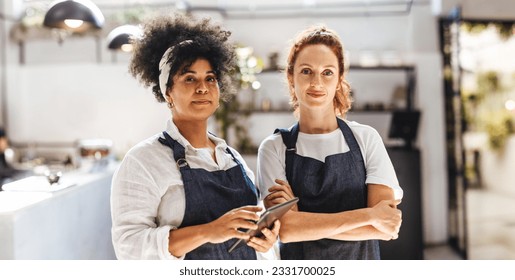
[{"left": 167, "top": 101, "right": 174, "bottom": 109}]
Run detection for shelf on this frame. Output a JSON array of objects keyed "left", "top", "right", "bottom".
[
  {"left": 243, "top": 65, "right": 417, "bottom": 114},
  {"left": 349, "top": 109, "right": 398, "bottom": 113},
  {"left": 235, "top": 109, "right": 293, "bottom": 114},
  {"left": 349, "top": 65, "right": 415, "bottom": 71},
  {"left": 259, "top": 65, "right": 415, "bottom": 73},
  {"left": 260, "top": 68, "right": 283, "bottom": 73},
  {"left": 348, "top": 65, "right": 417, "bottom": 111},
  {"left": 234, "top": 108, "right": 414, "bottom": 114}
]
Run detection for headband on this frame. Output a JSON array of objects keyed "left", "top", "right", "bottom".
[
  {"left": 308, "top": 30, "right": 334, "bottom": 39},
  {"left": 158, "top": 40, "right": 194, "bottom": 98}
]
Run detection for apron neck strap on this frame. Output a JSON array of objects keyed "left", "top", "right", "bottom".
[{"left": 158, "top": 131, "right": 189, "bottom": 170}]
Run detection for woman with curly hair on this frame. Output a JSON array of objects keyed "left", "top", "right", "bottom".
[
  {"left": 256, "top": 25, "right": 403, "bottom": 259},
  {"left": 111, "top": 13, "right": 279, "bottom": 260}
]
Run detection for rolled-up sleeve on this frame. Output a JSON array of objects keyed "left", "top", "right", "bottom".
[{"left": 111, "top": 155, "right": 182, "bottom": 260}]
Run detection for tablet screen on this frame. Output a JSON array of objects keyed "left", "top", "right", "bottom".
[{"left": 228, "top": 197, "right": 299, "bottom": 253}]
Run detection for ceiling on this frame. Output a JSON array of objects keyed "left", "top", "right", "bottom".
[{"left": 22, "top": 0, "right": 431, "bottom": 18}]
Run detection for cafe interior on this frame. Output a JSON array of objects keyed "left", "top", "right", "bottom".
[{"left": 1, "top": 0, "right": 515, "bottom": 260}]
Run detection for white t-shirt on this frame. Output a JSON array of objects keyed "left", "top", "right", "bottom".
[
  {"left": 257, "top": 119, "right": 403, "bottom": 200},
  {"left": 111, "top": 119, "right": 277, "bottom": 260}
]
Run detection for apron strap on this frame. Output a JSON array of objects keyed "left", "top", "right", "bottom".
[
  {"left": 224, "top": 148, "right": 259, "bottom": 198},
  {"left": 158, "top": 131, "right": 193, "bottom": 183},
  {"left": 336, "top": 118, "right": 366, "bottom": 169},
  {"left": 274, "top": 123, "right": 299, "bottom": 184},
  {"left": 159, "top": 131, "right": 259, "bottom": 192},
  {"left": 276, "top": 119, "right": 366, "bottom": 181}
]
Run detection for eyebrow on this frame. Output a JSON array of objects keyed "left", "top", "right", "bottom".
[
  {"left": 298, "top": 63, "right": 337, "bottom": 69},
  {"left": 181, "top": 69, "right": 216, "bottom": 75}
]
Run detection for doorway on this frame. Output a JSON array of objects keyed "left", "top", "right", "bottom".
[{"left": 440, "top": 15, "right": 515, "bottom": 259}]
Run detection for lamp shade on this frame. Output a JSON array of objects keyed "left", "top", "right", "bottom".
[
  {"left": 106, "top": 25, "right": 142, "bottom": 52},
  {"left": 43, "top": 0, "right": 105, "bottom": 33}
]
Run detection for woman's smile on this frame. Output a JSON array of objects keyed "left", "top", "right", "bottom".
[
  {"left": 191, "top": 99, "right": 212, "bottom": 105},
  {"left": 306, "top": 90, "right": 326, "bottom": 98}
]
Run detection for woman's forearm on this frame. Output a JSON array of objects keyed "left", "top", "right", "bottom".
[
  {"left": 167, "top": 224, "right": 211, "bottom": 257},
  {"left": 278, "top": 208, "right": 373, "bottom": 243},
  {"left": 278, "top": 199, "right": 401, "bottom": 243},
  {"left": 327, "top": 225, "right": 392, "bottom": 241}
]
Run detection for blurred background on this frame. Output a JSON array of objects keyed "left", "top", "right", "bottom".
[{"left": 1, "top": 0, "right": 515, "bottom": 260}]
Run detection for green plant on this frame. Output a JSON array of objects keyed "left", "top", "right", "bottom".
[
  {"left": 213, "top": 45, "right": 263, "bottom": 154},
  {"left": 462, "top": 71, "right": 515, "bottom": 151},
  {"left": 461, "top": 22, "right": 515, "bottom": 41},
  {"left": 484, "top": 111, "right": 514, "bottom": 151},
  {"left": 214, "top": 95, "right": 252, "bottom": 151}
]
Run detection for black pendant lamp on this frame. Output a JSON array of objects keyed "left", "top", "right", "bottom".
[
  {"left": 107, "top": 25, "right": 142, "bottom": 52},
  {"left": 43, "top": 0, "right": 104, "bottom": 33}
]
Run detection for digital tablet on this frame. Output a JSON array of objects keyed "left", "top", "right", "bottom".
[{"left": 228, "top": 197, "right": 299, "bottom": 253}]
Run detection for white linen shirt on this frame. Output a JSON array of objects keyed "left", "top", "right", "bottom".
[
  {"left": 111, "top": 119, "right": 277, "bottom": 260},
  {"left": 257, "top": 119, "right": 403, "bottom": 200}
]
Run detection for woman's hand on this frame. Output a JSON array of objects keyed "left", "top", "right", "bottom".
[
  {"left": 369, "top": 199, "right": 402, "bottom": 239},
  {"left": 206, "top": 205, "right": 261, "bottom": 244},
  {"left": 247, "top": 220, "right": 281, "bottom": 252},
  {"left": 264, "top": 179, "right": 298, "bottom": 211}
]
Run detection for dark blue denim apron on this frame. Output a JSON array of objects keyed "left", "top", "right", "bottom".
[
  {"left": 275, "top": 118, "right": 380, "bottom": 260},
  {"left": 159, "top": 131, "right": 258, "bottom": 260}
]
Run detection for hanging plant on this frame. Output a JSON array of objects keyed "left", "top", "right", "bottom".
[
  {"left": 461, "top": 22, "right": 515, "bottom": 41},
  {"left": 493, "top": 22, "right": 515, "bottom": 41},
  {"left": 461, "top": 22, "right": 487, "bottom": 34}
]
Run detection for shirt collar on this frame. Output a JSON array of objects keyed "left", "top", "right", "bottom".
[{"left": 165, "top": 119, "right": 228, "bottom": 151}]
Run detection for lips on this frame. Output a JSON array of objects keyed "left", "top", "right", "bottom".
[
  {"left": 191, "top": 100, "right": 212, "bottom": 105},
  {"left": 307, "top": 91, "right": 325, "bottom": 97}
]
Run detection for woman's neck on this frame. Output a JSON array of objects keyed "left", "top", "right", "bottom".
[
  {"left": 172, "top": 118, "right": 213, "bottom": 148},
  {"left": 298, "top": 107, "right": 338, "bottom": 134}
]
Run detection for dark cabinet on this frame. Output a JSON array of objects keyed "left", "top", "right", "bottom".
[{"left": 380, "top": 148, "right": 424, "bottom": 260}]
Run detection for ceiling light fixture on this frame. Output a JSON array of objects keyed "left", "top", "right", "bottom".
[
  {"left": 43, "top": 0, "right": 104, "bottom": 33},
  {"left": 106, "top": 24, "right": 142, "bottom": 52}
]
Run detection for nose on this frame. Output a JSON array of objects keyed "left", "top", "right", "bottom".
[
  {"left": 196, "top": 81, "right": 208, "bottom": 94},
  {"left": 310, "top": 74, "right": 322, "bottom": 87}
]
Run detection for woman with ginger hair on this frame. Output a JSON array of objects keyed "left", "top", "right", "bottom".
[{"left": 257, "top": 25, "right": 403, "bottom": 260}]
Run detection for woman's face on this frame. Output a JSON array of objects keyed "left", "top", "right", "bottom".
[
  {"left": 291, "top": 44, "right": 339, "bottom": 112},
  {"left": 168, "top": 58, "right": 220, "bottom": 122}
]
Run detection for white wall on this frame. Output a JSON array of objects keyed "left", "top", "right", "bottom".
[
  {"left": 0, "top": 0, "right": 16, "bottom": 129},
  {"left": 5, "top": 1, "right": 449, "bottom": 244},
  {"left": 8, "top": 63, "right": 170, "bottom": 158},
  {"left": 434, "top": 0, "right": 515, "bottom": 19}
]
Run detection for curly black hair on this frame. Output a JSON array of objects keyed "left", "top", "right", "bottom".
[{"left": 129, "top": 13, "right": 236, "bottom": 103}]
